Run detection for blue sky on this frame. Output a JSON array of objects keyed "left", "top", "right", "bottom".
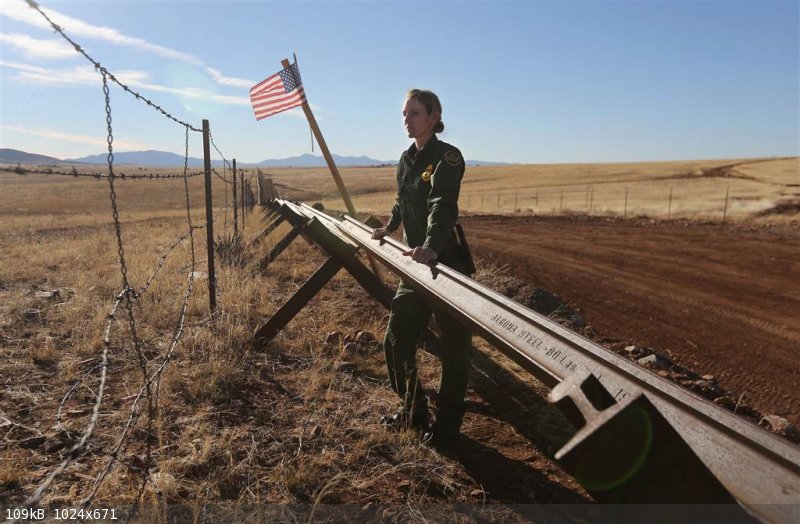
[{"left": 1, "top": 0, "right": 798, "bottom": 164}]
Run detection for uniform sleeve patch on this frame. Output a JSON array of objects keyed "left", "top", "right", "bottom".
[{"left": 444, "top": 150, "right": 462, "bottom": 166}]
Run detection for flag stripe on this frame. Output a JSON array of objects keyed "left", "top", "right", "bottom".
[
  {"left": 251, "top": 87, "right": 303, "bottom": 103},
  {"left": 254, "top": 93, "right": 305, "bottom": 113},
  {"left": 252, "top": 91, "right": 305, "bottom": 120},
  {"left": 250, "top": 77, "right": 282, "bottom": 95},
  {"left": 251, "top": 96, "right": 305, "bottom": 116},
  {"left": 249, "top": 63, "right": 307, "bottom": 121}
]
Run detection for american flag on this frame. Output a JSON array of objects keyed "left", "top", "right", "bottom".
[{"left": 249, "top": 62, "right": 306, "bottom": 120}]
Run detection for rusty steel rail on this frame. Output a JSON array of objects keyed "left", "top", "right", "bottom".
[{"left": 261, "top": 199, "right": 800, "bottom": 523}]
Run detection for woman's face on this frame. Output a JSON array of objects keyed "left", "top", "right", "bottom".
[{"left": 403, "top": 97, "right": 437, "bottom": 141}]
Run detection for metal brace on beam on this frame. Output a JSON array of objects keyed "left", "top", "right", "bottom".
[
  {"left": 249, "top": 211, "right": 286, "bottom": 248},
  {"left": 257, "top": 217, "right": 312, "bottom": 271},
  {"left": 550, "top": 371, "right": 742, "bottom": 506},
  {"left": 251, "top": 202, "right": 395, "bottom": 350},
  {"left": 253, "top": 256, "right": 343, "bottom": 349}
]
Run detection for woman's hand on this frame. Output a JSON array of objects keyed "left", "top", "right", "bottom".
[
  {"left": 372, "top": 227, "right": 391, "bottom": 240},
  {"left": 402, "top": 246, "right": 438, "bottom": 265}
]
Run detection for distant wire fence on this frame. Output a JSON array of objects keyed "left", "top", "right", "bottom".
[
  {"left": 356, "top": 185, "right": 752, "bottom": 225},
  {"left": 1, "top": 165, "right": 205, "bottom": 179},
  {"left": 8, "top": 1, "right": 254, "bottom": 517}
]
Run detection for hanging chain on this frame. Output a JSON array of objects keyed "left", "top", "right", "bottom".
[
  {"left": 184, "top": 126, "right": 197, "bottom": 267},
  {"left": 103, "top": 71, "right": 130, "bottom": 296},
  {"left": 102, "top": 70, "right": 151, "bottom": 461}
]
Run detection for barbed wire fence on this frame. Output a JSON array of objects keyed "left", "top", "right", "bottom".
[
  {"left": 8, "top": 1, "right": 248, "bottom": 518},
  {"left": 358, "top": 184, "right": 752, "bottom": 225},
  {"left": 1, "top": 165, "right": 206, "bottom": 179}
]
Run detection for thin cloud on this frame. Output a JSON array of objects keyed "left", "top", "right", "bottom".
[
  {"left": 2, "top": 0, "right": 255, "bottom": 87},
  {"left": 0, "top": 32, "right": 75, "bottom": 59},
  {"left": 2, "top": 60, "right": 252, "bottom": 107},
  {"left": 204, "top": 67, "right": 255, "bottom": 89},
  {"left": 1, "top": 60, "right": 149, "bottom": 87},
  {"left": 2, "top": 124, "right": 154, "bottom": 151}
]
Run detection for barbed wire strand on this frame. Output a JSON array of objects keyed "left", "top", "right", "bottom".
[
  {"left": 55, "top": 362, "right": 104, "bottom": 431},
  {"left": 209, "top": 132, "right": 232, "bottom": 171},
  {"left": 15, "top": 289, "right": 122, "bottom": 514},
  {"left": 182, "top": 125, "right": 198, "bottom": 274},
  {"left": 10, "top": 7, "right": 206, "bottom": 511},
  {"left": 24, "top": 0, "right": 201, "bottom": 132},
  {"left": 1, "top": 166, "right": 204, "bottom": 179},
  {"left": 211, "top": 167, "right": 231, "bottom": 185},
  {"left": 210, "top": 167, "right": 232, "bottom": 234},
  {"left": 80, "top": 274, "right": 194, "bottom": 508},
  {"left": 133, "top": 224, "right": 201, "bottom": 299},
  {"left": 82, "top": 125, "right": 201, "bottom": 508},
  {"left": 99, "top": 70, "right": 156, "bottom": 512},
  {"left": 136, "top": 125, "right": 200, "bottom": 508}
]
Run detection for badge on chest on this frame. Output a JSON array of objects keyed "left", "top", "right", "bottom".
[{"left": 420, "top": 164, "right": 434, "bottom": 182}]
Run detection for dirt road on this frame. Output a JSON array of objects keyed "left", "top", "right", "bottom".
[{"left": 463, "top": 215, "right": 800, "bottom": 422}]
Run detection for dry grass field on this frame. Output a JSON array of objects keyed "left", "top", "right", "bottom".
[
  {"left": 0, "top": 156, "right": 797, "bottom": 518},
  {"left": 269, "top": 156, "right": 799, "bottom": 222}
]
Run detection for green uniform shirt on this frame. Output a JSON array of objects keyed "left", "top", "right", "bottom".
[{"left": 386, "top": 135, "right": 464, "bottom": 264}]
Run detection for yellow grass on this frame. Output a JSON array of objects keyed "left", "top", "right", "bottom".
[
  {"left": 243, "top": 156, "right": 798, "bottom": 222},
  {"left": 0, "top": 155, "right": 796, "bottom": 514},
  {"left": 5, "top": 165, "right": 565, "bottom": 513}
]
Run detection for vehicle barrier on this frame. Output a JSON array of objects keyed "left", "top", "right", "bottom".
[{"left": 252, "top": 198, "right": 800, "bottom": 523}]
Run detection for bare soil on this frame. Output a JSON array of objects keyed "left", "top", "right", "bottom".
[{"left": 463, "top": 215, "right": 800, "bottom": 423}]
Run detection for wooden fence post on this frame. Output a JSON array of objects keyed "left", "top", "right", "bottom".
[
  {"left": 668, "top": 187, "right": 673, "bottom": 220},
  {"left": 202, "top": 119, "right": 217, "bottom": 313}
]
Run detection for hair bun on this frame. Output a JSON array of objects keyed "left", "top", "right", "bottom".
[{"left": 434, "top": 122, "right": 445, "bottom": 133}]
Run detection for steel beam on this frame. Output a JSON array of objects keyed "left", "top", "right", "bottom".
[
  {"left": 250, "top": 212, "right": 285, "bottom": 248},
  {"left": 281, "top": 202, "right": 395, "bottom": 308},
  {"left": 330, "top": 213, "right": 800, "bottom": 523},
  {"left": 257, "top": 218, "right": 311, "bottom": 271}
]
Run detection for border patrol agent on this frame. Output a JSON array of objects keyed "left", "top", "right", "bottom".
[{"left": 372, "top": 89, "right": 474, "bottom": 446}]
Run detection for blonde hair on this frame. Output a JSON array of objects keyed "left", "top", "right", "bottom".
[{"left": 405, "top": 89, "right": 444, "bottom": 133}]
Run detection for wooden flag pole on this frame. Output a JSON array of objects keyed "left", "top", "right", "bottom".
[
  {"left": 281, "top": 58, "right": 384, "bottom": 281},
  {"left": 282, "top": 58, "right": 355, "bottom": 215}
]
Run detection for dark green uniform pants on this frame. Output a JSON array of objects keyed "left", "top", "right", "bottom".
[{"left": 383, "top": 279, "right": 471, "bottom": 424}]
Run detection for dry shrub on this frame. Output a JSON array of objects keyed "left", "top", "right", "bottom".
[{"left": 215, "top": 231, "right": 247, "bottom": 268}]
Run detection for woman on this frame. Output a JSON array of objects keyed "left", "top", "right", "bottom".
[{"left": 372, "top": 89, "right": 473, "bottom": 446}]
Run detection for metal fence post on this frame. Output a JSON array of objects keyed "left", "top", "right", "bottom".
[
  {"left": 202, "top": 119, "right": 217, "bottom": 313},
  {"left": 722, "top": 186, "right": 730, "bottom": 225},
  {"left": 232, "top": 159, "right": 238, "bottom": 234},
  {"left": 240, "top": 170, "right": 246, "bottom": 227}
]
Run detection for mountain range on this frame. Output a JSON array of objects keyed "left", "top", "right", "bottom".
[{"left": 0, "top": 148, "right": 507, "bottom": 168}]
